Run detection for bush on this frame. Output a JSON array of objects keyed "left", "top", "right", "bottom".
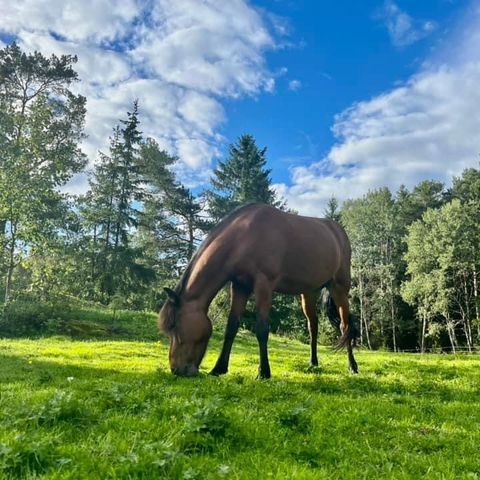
[
  {"left": 0, "top": 296, "right": 159, "bottom": 340},
  {"left": 0, "top": 297, "right": 73, "bottom": 337}
]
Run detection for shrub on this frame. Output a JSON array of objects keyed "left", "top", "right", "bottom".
[
  {"left": 0, "top": 297, "right": 73, "bottom": 337},
  {"left": 0, "top": 295, "right": 158, "bottom": 340}
]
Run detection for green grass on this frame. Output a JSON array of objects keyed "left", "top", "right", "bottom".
[
  {"left": 1, "top": 330, "right": 480, "bottom": 479},
  {"left": 0, "top": 301, "right": 159, "bottom": 340}
]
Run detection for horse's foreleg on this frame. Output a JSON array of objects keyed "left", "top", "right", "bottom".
[
  {"left": 254, "top": 275, "right": 273, "bottom": 379},
  {"left": 301, "top": 292, "right": 319, "bottom": 367},
  {"left": 211, "top": 282, "right": 249, "bottom": 376},
  {"left": 331, "top": 287, "right": 358, "bottom": 374}
]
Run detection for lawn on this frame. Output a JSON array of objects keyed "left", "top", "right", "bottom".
[{"left": 1, "top": 329, "right": 480, "bottom": 479}]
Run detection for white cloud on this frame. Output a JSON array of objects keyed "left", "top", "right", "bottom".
[
  {"left": 134, "top": 0, "right": 274, "bottom": 97},
  {"left": 288, "top": 79, "right": 302, "bottom": 91},
  {"left": 276, "top": 8, "right": 480, "bottom": 217},
  {"left": 1, "top": 0, "right": 139, "bottom": 44},
  {"left": 0, "top": 0, "right": 279, "bottom": 188},
  {"left": 375, "top": 0, "right": 437, "bottom": 47}
]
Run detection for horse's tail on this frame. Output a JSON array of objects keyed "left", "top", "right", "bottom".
[{"left": 323, "top": 290, "right": 359, "bottom": 350}]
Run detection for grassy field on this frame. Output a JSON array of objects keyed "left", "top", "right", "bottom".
[{"left": 1, "top": 330, "right": 480, "bottom": 479}]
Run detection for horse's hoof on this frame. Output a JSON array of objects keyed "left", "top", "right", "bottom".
[
  {"left": 210, "top": 366, "right": 227, "bottom": 376},
  {"left": 257, "top": 369, "right": 271, "bottom": 380},
  {"left": 349, "top": 363, "right": 358, "bottom": 374}
]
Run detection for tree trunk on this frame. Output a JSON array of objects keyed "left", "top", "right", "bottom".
[
  {"left": 187, "top": 220, "right": 194, "bottom": 260},
  {"left": 379, "top": 280, "right": 385, "bottom": 340},
  {"left": 462, "top": 317, "right": 472, "bottom": 353},
  {"left": 90, "top": 224, "right": 97, "bottom": 299},
  {"left": 473, "top": 266, "right": 479, "bottom": 338},
  {"left": 363, "top": 309, "right": 372, "bottom": 350},
  {"left": 359, "top": 298, "right": 364, "bottom": 346},
  {"left": 462, "top": 273, "right": 473, "bottom": 352},
  {"left": 391, "top": 294, "right": 397, "bottom": 352},
  {"left": 420, "top": 311, "right": 427, "bottom": 353},
  {"left": 4, "top": 221, "right": 17, "bottom": 303},
  {"left": 446, "top": 319, "right": 457, "bottom": 353},
  {"left": 390, "top": 277, "right": 397, "bottom": 352},
  {"left": 359, "top": 273, "right": 372, "bottom": 349},
  {"left": 359, "top": 273, "right": 364, "bottom": 346}
]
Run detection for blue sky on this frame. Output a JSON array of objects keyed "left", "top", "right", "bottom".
[
  {"left": 226, "top": 0, "right": 462, "bottom": 183},
  {"left": 1, "top": 0, "right": 479, "bottom": 214}
]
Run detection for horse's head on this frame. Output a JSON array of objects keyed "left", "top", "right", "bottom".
[{"left": 159, "top": 287, "right": 212, "bottom": 377}]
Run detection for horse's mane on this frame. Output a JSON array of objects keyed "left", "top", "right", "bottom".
[{"left": 174, "top": 203, "right": 261, "bottom": 295}]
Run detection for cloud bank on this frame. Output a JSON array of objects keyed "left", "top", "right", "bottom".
[
  {"left": 1, "top": 0, "right": 278, "bottom": 190},
  {"left": 276, "top": 5, "right": 480, "bottom": 216}
]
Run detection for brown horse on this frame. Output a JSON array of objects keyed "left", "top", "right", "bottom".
[{"left": 159, "top": 203, "right": 358, "bottom": 378}]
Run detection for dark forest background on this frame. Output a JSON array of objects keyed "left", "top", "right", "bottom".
[{"left": 1, "top": 44, "right": 479, "bottom": 352}]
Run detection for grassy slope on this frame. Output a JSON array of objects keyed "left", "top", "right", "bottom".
[{"left": 1, "top": 330, "right": 480, "bottom": 479}]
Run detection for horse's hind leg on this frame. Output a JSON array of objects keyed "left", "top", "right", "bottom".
[
  {"left": 211, "top": 282, "right": 249, "bottom": 376},
  {"left": 301, "top": 292, "right": 319, "bottom": 367},
  {"left": 330, "top": 285, "right": 358, "bottom": 374},
  {"left": 254, "top": 274, "right": 273, "bottom": 379}
]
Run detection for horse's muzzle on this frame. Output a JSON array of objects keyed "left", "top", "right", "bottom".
[{"left": 171, "top": 364, "right": 198, "bottom": 377}]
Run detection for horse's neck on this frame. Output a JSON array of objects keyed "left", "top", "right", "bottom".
[{"left": 182, "top": 251, "right": 229, "bottom": 310}]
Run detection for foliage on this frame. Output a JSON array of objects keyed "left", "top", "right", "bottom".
[
  {"left": 0, "top": 43, "right": 87, "bottom": 303},
  {"left": 402, "top": 198, "right": 480, "bottom": 352},
  {"left": 323, "top": 196, "right": 342, "bottom": 223},
  {"left": 0, "top": 298, "right": 158, "bottom": 340},
  {"left": 342, "top": 188, "right": 401, "bottom": 350},
  {"left": 205, "top": 134, "right": 284, "bottom": 222}
]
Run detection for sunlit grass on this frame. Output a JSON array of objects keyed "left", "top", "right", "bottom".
[{"left": 1, "top": 332, "right": 480, "bottom": 479}]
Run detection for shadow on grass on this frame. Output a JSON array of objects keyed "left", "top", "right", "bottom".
[{"left": 2, "top": 349, "right": 478, "bottom": 407}]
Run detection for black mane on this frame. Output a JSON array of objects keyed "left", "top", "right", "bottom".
[{"left": 174, "top": 203, "right": 261, "bottom": 295}]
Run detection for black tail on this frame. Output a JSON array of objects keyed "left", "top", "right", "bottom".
[{"left": 323, "top": 290, "right": 359, "bottom": 350}]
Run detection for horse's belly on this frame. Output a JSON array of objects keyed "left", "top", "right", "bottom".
[
  {"left": 273, "top": 244, "right": 340, "bottom": 294},
  {"left": 274, "top": 271, "right": 332, "bottom": 295}
]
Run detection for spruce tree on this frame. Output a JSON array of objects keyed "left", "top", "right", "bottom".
[
  {"left": 81, "top": 102, "right": 151, "bottom": 302},
  {"left": 134, "top": 139, "right": 209, "bottom": 307},
  {"left": 324, "top": 196, "right": 342, "bottom": 223},
  {"left": 206, "top": 134, "right": 283, "bottom": 221}
]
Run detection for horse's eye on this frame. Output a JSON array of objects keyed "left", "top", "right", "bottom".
[{"left": 165, "top": 309, "right": 177, "bottom": 331}]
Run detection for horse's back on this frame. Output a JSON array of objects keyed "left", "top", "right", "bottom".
[{"left": 221, "top": 204, "right": 351, "bottom": 294}]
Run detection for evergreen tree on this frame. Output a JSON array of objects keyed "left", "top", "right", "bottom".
[
  {"left": 395, "top": 180, "right": 445, "bottom": 228},
  {"left": 164, "top": 185, "right": 209, "bottom": 261},
  {"left": 324, "top": 196, "right": 342, "bottom": 223},
  {"left": 81, "top": 102, "right": 152, "bottom": 302},
  {"left": 206, "top": 134, "right": 283, "bottom": 221},
  {"left": 133, "top": 139, "right": 209, "bottom": 308}
]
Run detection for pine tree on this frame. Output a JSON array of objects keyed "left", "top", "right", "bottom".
[
  {"left": 324, "top": 196, "right": 342, "bottom": 223},
  {"left": 206, "top": 134, "right": 283, "bottom": 221},
  {"left": 133, "top": 139, "right": 209, "bottom": 307},
  {"left": 81, "top": 102, "right": 151, "bottom": 302}
]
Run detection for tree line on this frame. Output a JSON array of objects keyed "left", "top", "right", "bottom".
[{"left": 1, "top": 43, "right": 479, "bottom": 351}]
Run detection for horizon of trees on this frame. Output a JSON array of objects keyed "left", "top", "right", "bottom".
[{"left": 1, "top": 43, "right": 479, "bottom": 352}]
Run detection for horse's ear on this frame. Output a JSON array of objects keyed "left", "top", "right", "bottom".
[{"left": 163, "top": 287, "right": 180, "bottom": 306}]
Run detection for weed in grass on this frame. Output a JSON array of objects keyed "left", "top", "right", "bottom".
[
  {"left": 278, "top": 404, "right": 312, "bottom": 432},
  {"left": 181, "top": 398, "right": 234, "bottom": 453},
  {"left": 0, "top": 434, "right": 59, "bottom": 477}
]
